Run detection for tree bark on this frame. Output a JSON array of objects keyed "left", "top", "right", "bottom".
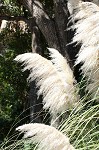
[
  {"left": 29, "top": 81, "right": 43, "bottom": 123},
  {"left": 20, "top": 0, "right": 61, "bottom": 51},
  {"left": 28, "top": 1, "right": 43, "bottom": 123},
  {"left": 53, "top": 0, "right": 74, "bottom": 68},
  {"left": 20, "top": 0, "right": 74, "bottom": 66},
  {"left": 53, "top": 0, "right": 68, "bottom": 56}
]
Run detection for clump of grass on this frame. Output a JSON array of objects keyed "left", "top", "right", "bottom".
[
  {"left": 1, "top": 93, "right": 98, "bottom": 150},
  {"left": 1, "top": 0, "right": 99, "bottom": 150}
]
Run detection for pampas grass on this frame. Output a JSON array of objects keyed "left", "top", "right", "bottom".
[
  {"left": 16, "top": 123, "right": 75, "bottom": 150},
  {"left": 14, "top": 49, "right": 78, "bottom": 124},
  {"left": 60, "top": 97, "right": 99, "bottom": 150},
  {"left": 1, "top": 95, "right": 98, "bottom": 150},
  {"left": 69, "top": 0, "right": 99, "bottom": 97},
  {"left": 1, "top": 1, "right": 99, "bottom": 150}
]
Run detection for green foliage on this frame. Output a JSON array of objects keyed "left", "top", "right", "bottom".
[
  {"left": 60, "top": 97, "right": 99, "bottom": 149},
  {"left": 1, "top": 95, "right": 98, "bottom": 150},
  {"left": 0, "top": 23, "right": 32, "bottom": 143},
  {"left": 0, "top": 0, "right": 28, "bottom": 16}
]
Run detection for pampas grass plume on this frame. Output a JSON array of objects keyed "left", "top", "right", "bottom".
[
  {"left": 69, "top": 0, "right": 99, "bottom": 96},
  {"left": 14, "top": 49, "right": 78, "bottom": 116},
  {"left": 16, "top": 123, "right": 75, "bottom": 150}
]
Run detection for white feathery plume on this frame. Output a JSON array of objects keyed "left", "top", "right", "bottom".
[
  {"left": 69, "top": 0, "right": 99, "bottom": 95},
  {"left": 16, "top": 123, "right": 75, "bottom": 150},
  {"left": 14, "top": 50, "right": 78, "bottom": 117}
]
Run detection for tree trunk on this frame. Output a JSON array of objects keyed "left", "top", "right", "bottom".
[
  {"left": 20, "top": 0, "right": 71, "bottom": 63},
  {"left": 29, "top": 81, "right": 43, "bottom": 123},
  {"left": 28, "top": 1, "right": 44, "bottom": 122}
]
